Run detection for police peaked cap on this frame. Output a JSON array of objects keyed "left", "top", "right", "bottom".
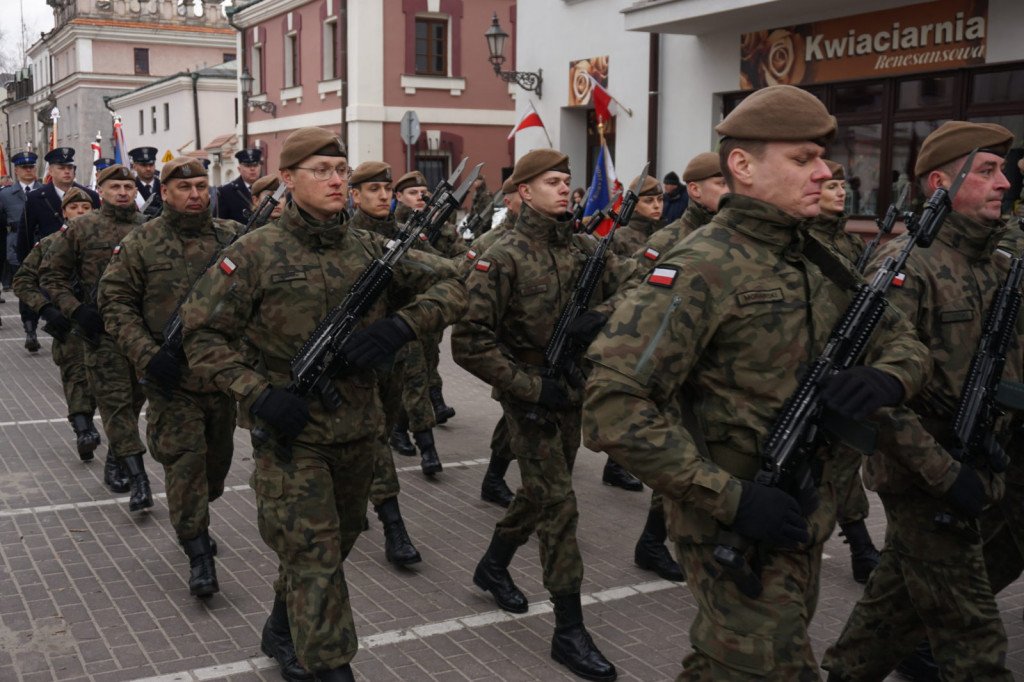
[
  {"left": 235, "top": 148, "right": 263, "bottom": 165},
  {"left": 716, "top": 85, "right": 836, "bottom": 144},
  {"left": 914, "top": 121, "right": 1014, "bottom": 176},
  {"left": 45, "top": 147, "right": 76, "bottom": 165},
  {"left": 350, "top": 161, "right": 392, "bottom": 186},
  {"left": 12, "top": 151, "right": 37, "bottom": 166},
  {"left": 94, "top": 157, "right": 116, "bottom": 169},
  {"left": 128, "top": 147, "right": 158, "bottom": 164}
]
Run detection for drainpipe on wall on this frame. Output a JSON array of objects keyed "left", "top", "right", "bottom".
[
  {"left": 340, "top": 0, "right": 348, "bottom": 144},
  {"left": 647, "top": 32, "right": 660, "bottom": 179},
  {"left": 191, "top": 71, "right": 202, "bottom": 150},
  {"left": 227, "top": 9, "right": 248, "bottom": 149}
]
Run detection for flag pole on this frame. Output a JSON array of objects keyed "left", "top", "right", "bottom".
[{"left": 532, "top": 101, "right": 553, "bottom": 147}]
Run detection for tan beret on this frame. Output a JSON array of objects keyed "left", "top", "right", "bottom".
[
  {"left": 682, "top": 152, "right": 722, "bottom": 183},
  {"left": 161, "top": 157, "right": 208, "bottom": 182},
  {"left": 824, "top": 160, "right": 845, "bottom": 180},
  {"left": 716, "top": 85, "right": 837, "bottom": 144},
  {"left": 96, "top": 164, "right": 134, "bottom": 186},
  {"left": 350, "top": 161, "right": 392, "bottom": 186},
  {"left": 630, "top": 174, "right": 662, "bottom": 197},
  {"left": 279, "top": 127, "right": 346, "bottom": 170},
  {"left": 394, "top": 171, "right": 427, "bottom": 193},
  {"left": 914, "top": 121, "right": 1014, "bottom": 176},
  {"left": 509, "top": 149, "right": 570, "bottom": 186},
  {"left": 501, "top": 177, "right": 516, "bottom": 195},
  {"left": 251, "top": 174, "right": 281, "bottom": 197},
  {"left": 61, "top": 187, "right": 92, "bottom": 210}
]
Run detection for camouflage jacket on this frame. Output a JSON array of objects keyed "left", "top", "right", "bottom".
[
  {"left": 634, "top": 201, "right": 715, "bottom": 275},
  {"left": 180, "top": 201, "right": 467, "bottom": 445},
  {"left": 611, "top": 213, "right": 663, "bottom": 258},
  {"left": 40, "top": 203, "right": 146, "bottom": 318},
  {"left": 397, "top": 202, "right": 469, "bottom": 258},
  {"left": 98, "top": 206, "right": 242, "bottom": 393},
  {"left": 863, "top": 211, "right": 1021, "bottom": 498},
  {"left": 582, "top": 193, "right": 929, "bottom": 543},
  {"left": 805, "top": 212, "right": 864, "bottom": 267},
  {"left": 459, "top": 212, "right": 517, "bottom": 277},
  {"left": 12, "top": 231, "right": 61, "bottom": 313},
  {"left": 452, "top": 202, "right": 637, "bottom": 406}
]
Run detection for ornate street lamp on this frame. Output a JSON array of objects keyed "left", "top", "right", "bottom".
[
  {"left": 240, "top": 67, "right": 276, "bottom": 115},
  {"left": 485, "top": 13, "right": 542, "bottom": 98}
]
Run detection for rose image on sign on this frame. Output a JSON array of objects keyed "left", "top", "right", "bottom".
[
  {"left": 569, "top": 56, "right": 610, "bottom": 106},
  {"left": 740, "top": 27, "right": 810, "bottom": 89}
]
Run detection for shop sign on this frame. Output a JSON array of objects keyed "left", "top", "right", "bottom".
[{"left": 569, "top": 55, "right": 609, "bottom": 106}]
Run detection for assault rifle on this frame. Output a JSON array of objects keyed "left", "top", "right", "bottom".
[
  {"left": 252, "top": 160, "right": 482, "bottom": 456},
  {"left": 583, "top": 190, "right": 622, "bottom": 236},
  {"left": 424, "top": 158, "right": 478, "bottom": 246},
  {"left": 140, "top": 191, "right": 161, "bottom": 221},
  {"left": 141, "top": 183, "right": 287, "bottom": 398},
  {"left": 569, "top": 184, "right": 595, "bottom": 233},
  {"left": 461, "top": 191, "right": 504, "bottom": 242},
  {"left": 856, "top": 185, "right": 909, "bottom": 273},
  {"left": 525, "top": 165, "right": 648, "bottom": 430},
  {"left": 713, "top": 149, "right": 977, "bottom": 598}
]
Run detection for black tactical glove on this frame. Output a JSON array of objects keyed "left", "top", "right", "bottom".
[
  {"left": 820, "top": 366, "right": 904, "bottom": 421},
  {"left": 342, "top": 315, "right": 415, "bottom": 368},
  {"left": 566, "top": 310, "right": 609, "bottom": 347},
  {"left": 145, "top": 348, "right": 182, "bottom": 390},
  {"left": 39, "top": 304, "right": 72, "bottom": 338},
  {"left": 731, "top": 482, "right": 810, "bottom": 549},
  {"left": 943, "top": 461, "right": 986, "bottom": 519},
  {"left": 538, "top": 377, "right": 571, "bottom": 411},
  {"left": 72, "top": 304, "right": 105, "bottom": 338},
  {"left": 250, "top": 387, "right": 311, "bottom": 439}
]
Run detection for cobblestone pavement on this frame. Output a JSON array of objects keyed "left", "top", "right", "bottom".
[{"left": 0, "top": 304, "right": 1022, "bottom": 682}]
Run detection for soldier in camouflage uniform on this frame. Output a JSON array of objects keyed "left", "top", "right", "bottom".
[
  {"left": 12, "top": 188, "right": 101, "bottom": 459},
  {"left": 99, "top": 158, "right": 242, "bottom": 599},
  {"left": 582, "top": 86, "right": 929, "bottom": 682},
  {"left": 40, "top": 165, "right": 152, "bottom": 510},
  {"left": 180, "top": 128, "right": 466, "bottom": 682},
  {"left": 610, "top": 174, "right": 663, "bottom": 257},
  {"left": 250, "top": 174, "right": 285, "bottom": 223},
  {"left": 453, "top": 148, "right": 638, "bottom": 682},
  {"left": 821, "top": 122, "right": 1018, "bottom": 682}
]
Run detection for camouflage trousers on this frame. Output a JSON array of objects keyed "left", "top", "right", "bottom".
[
  {"left": 424, "top": 330, "right": 442, "bottom": 389},
  {"left": 251, "top": 435, "right": 375, "bottom": 673},
  {"left": 83, "top": 335, "right": 145, "bottom": 459},
  {"left": 495, "top": 401, "right": 583, "bottom": 597},
  {"left": 143, "top": 385, "right": 235, "bottom": 541},
  {"left": 399, "top": 340, "right": 436, "bottom": 432},
  {"left": 822, "top": 490, "right": 1011, "bottom": 681},
  {"left": 371, "top": 357, "right": 405, "bottom": 506},
  {"left": 832, "top": 446, "right": 870, "bottom": 524},
  {"left": 51, "top": 334, "right": 96, "bottom": 417},
  {"left": 490, "top": 414, "right": 513, "bottom": 462}
]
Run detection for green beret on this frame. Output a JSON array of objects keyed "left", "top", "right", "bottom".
[
  {"left": 630, "top": 174, "right": 662, "bottom": 197},
  {"left": 682, "top": 152, "right": 722, "bottom": 183},
  {"left": 350, "top": 161, "right": 392, "bottom": 186},
  {"left": 501, "top": 176, "right": 516, "bottom": 195},
  {"left": 914, "top": 121, "right": 1014, "bottom": 176},
  {"left": 251, "top": 174, "right": 281, "bottom": 197},
  {"left": 716, "top": 85, "right": 837, "bottom": 144},
  {"left": 279, "top": 127, "right": 346, "bottom": 170},
  {"left": 161, "top": 157, "right": 208, "bottom": 182},
  {"left": 394, "top": 170, "right": 427, "bottom": 193},
  {"left": 509, "top": 149, "right": 570, "bottom": 186},
  {"left": 824, "top": 160, "right": 845, "bottom": 180},
  {"left": 61, "top": 187, "right": 92, "bottom": 210},
  {"left": 96, "top": 164, "right": 134, "bottom": 186}
]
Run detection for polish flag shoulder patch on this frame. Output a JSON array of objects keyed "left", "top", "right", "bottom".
[
  {"left": 466, "top": 249, "right": 477, "bottom": 261},
  {"left": 60, "top": 224, "right": 69, "bottom": 232},
  {"left": 475, "top": 259, "right": 492, "bottom": 272},
  {"left": 892, "top": 272, "right": 906, "bottom": 287},
  {"left": 219, "top": 257, "right": 237, "bottom": 275},
  {"left": 648, "top": 266, "right": 678, "bottom": 288},
  {"left": 419, "top": 233, "right": 428, "bottom": 241},
  {"left": 643, "top": 247, "right": 660, "bottom": 260},
  {"left": 113, "top": 245, "right": 121, "bottom": 255}
]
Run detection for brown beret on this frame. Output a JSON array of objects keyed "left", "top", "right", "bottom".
[
  {"left": 96, "top": 164, "right": 134, "bottom": 186},
  {"left": 61, "top": 187, "right": 92, "bottom": 210},
  {"left": 914, "top": 121, "right": 1014, "bottom": 176},
  {"left": 394, "top": 170, "right": 427, "bottom": 193},
  {"left": 824, "top": 160, "right": 845, "bottom": 180},
  {"left": 501, "top": 177, "right": 516, "bottom": 195},
  {"left": 630, "top": 174, "right": 662, "bottom": 197},
  {"left": 716, "top": 85, "right": 837, "bottom": 144},
  {"left": 161, "top": 157, "right": 208, "bottom": 182},
  {"left": 509, "top": 149, "right": 570, "bottom": 186},
  {"left": 350, "top": 161, "right": 392, "bottom": 186},
  {"left": 279, "top": 127, "right": 346, "bottom": 170},
  {"left": 682, "top": 152, "right": 722, "bottom": 183},
  {"left": 251, "top": 174, "right": 281, "bottom": 197}
]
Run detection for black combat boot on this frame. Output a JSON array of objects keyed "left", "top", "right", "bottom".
[
  {"left": 388, "top": 418, "right": 416, "bottom": 457},
  {"left": 123, "top": 454, "right": 154, "bottom": 511},
  {"left": 315, "top": 664, "right": 355, "bottom": 682},
  {"left": 473, "top": 531, "right": 527, "bottom": 613},
  {"left": 895, "top": 640, "right": 940, "bottom": 682},
  {"left": 480, "top": 451, "right": 515, "bottom": 508},
  {"left": 69, "top": 413, "right": 101, "bottom": 461},
  {"left": 24, "top": 320, "right": 40, "bottom": 353},
  {"left": 550, "top": 594, "right": 617, "bottom": 681},
  {"left": 181, "top": 530, "right": 219, "bottom": 597},
  {"left": 429, "top": 386, "right": 456, "bottom": 424},
  {"left": 374, "top": 497, "right": 421, "bottom": 566},
  {"left": 839, "top": 519, "right": 881, "bottom": 584},
  {"left": 633, "top": 507, "right": 684, "bottom": 582},
  {"left": 103, "top": 454, "right": 130, "bottom": 493},
  {"left": 413, "top": 429, "right": 442, "bottom": 476},
  {"left": 602, "top": 458, "right": 642, "bottom": 491},
  {"left": 261, "top": 598, "right": 314, "bottom": 682}
]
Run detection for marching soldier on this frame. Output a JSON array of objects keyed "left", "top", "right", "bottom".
[
  {"left": 582, "top": 85, "right": 928, "bottom": 680},
  {"left": 180, "top": 128, "right": 466, "bottom": 682},
  {"left": 40, "top": 164, "right": 151, "bottom": 511},
  {"left": 100, "top": 157, "right": 243, "bottom": 599},
  {"left": 217, "top": 148, "right": 263, "bottom": 224},
  {"left": 129, "top": 147, "right": 162, "bottom": 216}
]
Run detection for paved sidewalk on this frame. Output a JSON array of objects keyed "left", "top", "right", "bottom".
[{"left": 0, "top": 307, "right": 1022, "bottom": 681}]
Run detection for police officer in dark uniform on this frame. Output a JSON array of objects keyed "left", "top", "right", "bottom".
[
  {"left": 129, "top": 147, "right": 162, "bottom": 217},
  {"left": 0, "top": 151, "right": 43, "bottom": 300},
  {"left": 216, "top": 148, "right": 263, "bottom": 224},
  {"left": 94, "top": 157, "right": 116, "bottom": 172}
]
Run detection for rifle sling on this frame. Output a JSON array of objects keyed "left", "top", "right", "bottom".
[{"left": 802, "top": 235, "right": 862, "bottom": 292}]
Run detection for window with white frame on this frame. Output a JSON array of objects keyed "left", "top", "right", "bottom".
[
  {"left": 284, "top": 32, "right": 299, "bottom": 87},
  {"left": 323, "top": 18, "right": 338, "bottom": 81}
]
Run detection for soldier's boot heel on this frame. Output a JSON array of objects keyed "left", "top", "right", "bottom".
[
  {"left": 69, "top": 413, "right": 100, "bottom": 461},
  {"left": 413, "top": 430, "right": 442, "bottom": 476},
  {"left": 260, "top": 598, "right": 314, "bottom": 682},
  {"left": 103, "top": 455, "right": 131, "bottom": 493},
  {"left": 123, "top": 454, "right": 154, "bottom": 511},
  {"left": 429, "top": 386, "right": 456, "bottom": 425},
  {"left": 480, "top": 451, "right": 515, "bottom": 508},
  {"left": 388, "top": 419, "right": 416, "bottom": 457},
  {"left": 181, "top": 530, "right": 219, "bottom": 597},
  {"left": 602, "top": 459, "right": 643, "bottom": 492},
  {"left": 24, "top": 320, "right": 40, "bottom": 353},
  {"left": 473, "top": 532, "right": 527, "bottom": 613},
  {"left": 550, "top": 594, "right": 617, "bottom": 682},
  {"left": 314, "top": 664, "right": 355, "bottom": 682},
  {"left": 633, "top": 507, "right": 684, "bottom": 582},
  {"left": 839, "top": 520, "right": 881, "bottom": 584},
  {"left": 374, "top": 497, "right": 422, "bottom": 566}
]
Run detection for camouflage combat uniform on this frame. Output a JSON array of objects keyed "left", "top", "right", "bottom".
[
  {"left": 452, "top": 203, "right": 637, "bottom": 597},
  {"left": 582, "top": 194, "right": 928, "bottom": 681},
  {"left": 634, "top": 201, "right": 715, "bottom": 275},
  {"left": 40, "top": 204, "right": 147, "bottom": 463},
  {"left": 98, "top": 206, "right": 241, "bottom": 542},
  {"left": 180, "top": 200, "right": 466, "bottom": 672},
  {"left": 610, "top": 213, "right": 663, "bottom": 258},
  {"left": 822, "top": 212, "right": 1018, "bottom": 681}
]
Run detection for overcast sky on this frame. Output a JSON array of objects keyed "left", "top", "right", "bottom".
[{"left": 2, "top": 0, "right": 55, "bottom": 69}]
